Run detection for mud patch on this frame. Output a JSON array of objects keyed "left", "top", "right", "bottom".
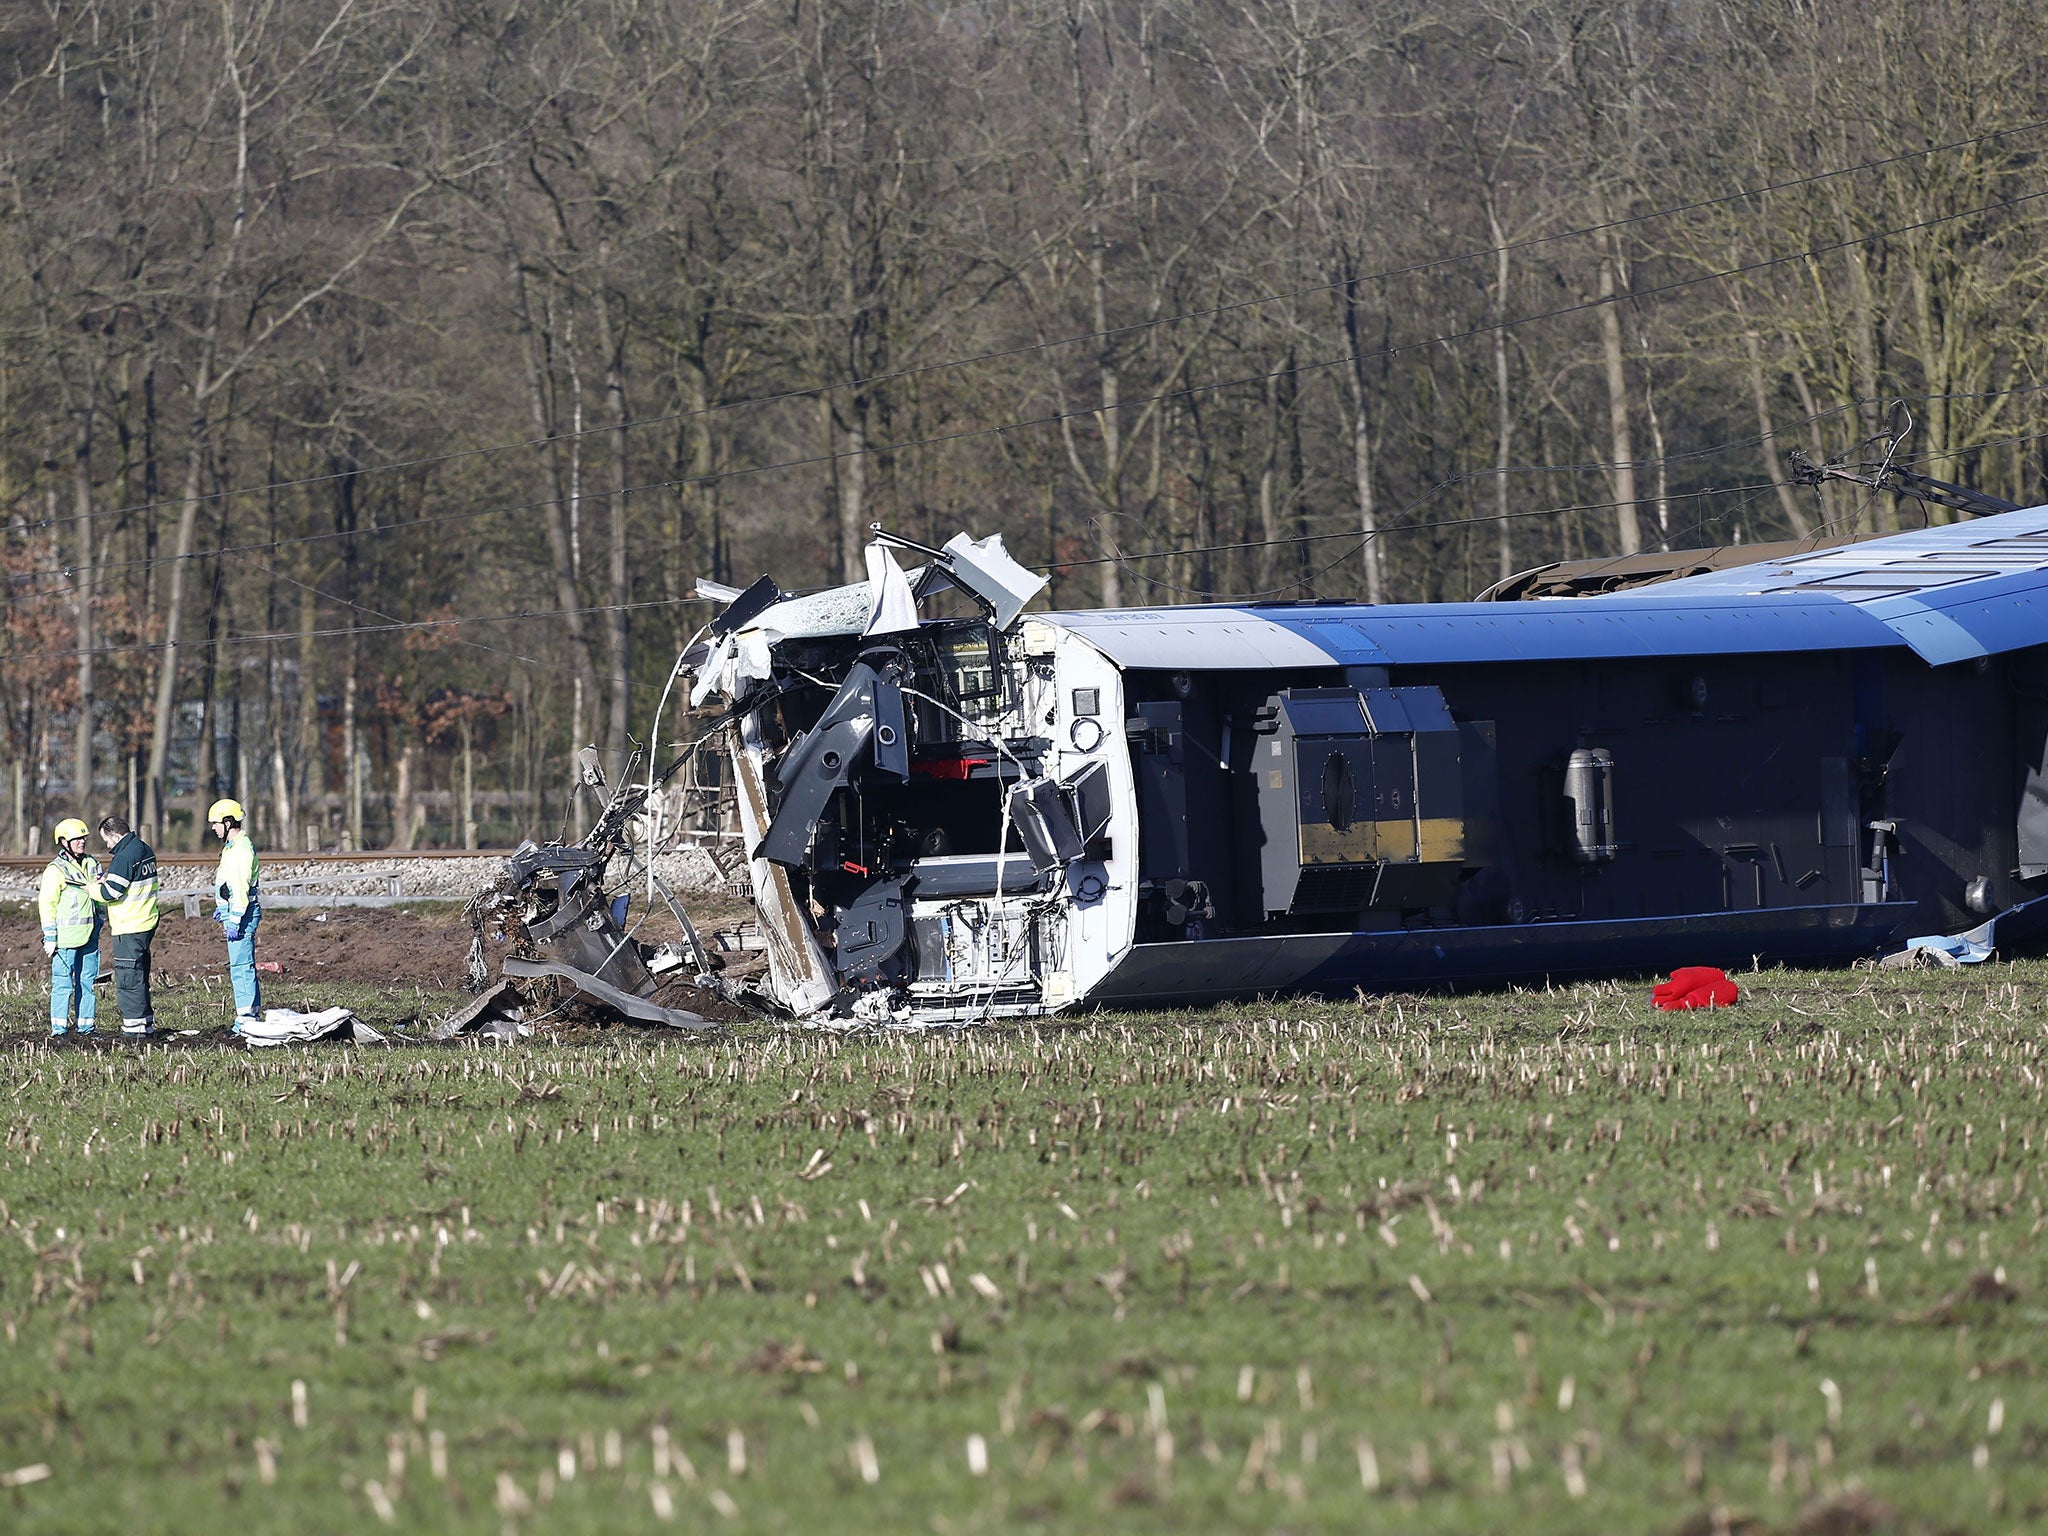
[{"left": 0, "top": 906, "right": 475, "bottom": 990}]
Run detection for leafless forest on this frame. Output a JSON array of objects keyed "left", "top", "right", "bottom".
[{"left": 4, "top": 0, "right": 2046, "bottom": 851}]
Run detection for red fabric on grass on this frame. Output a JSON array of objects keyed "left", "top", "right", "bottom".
[{"left": 1652, "top": 966, "right": 1739, "bottom": 1011}]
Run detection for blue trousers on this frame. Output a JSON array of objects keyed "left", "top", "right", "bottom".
[
  {"left": 50, "top": 942, "right": 100, "bottom": 1030},
  {"left": 225, "top": 909, "right": 262, "bottom": 1018}
]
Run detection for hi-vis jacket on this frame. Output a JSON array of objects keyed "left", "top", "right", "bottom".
[
  {"left": 95, "top": 832, "right": 160, "bottom": 935},
  {"left": 215, "top": 830, "right": 259, "bottom": 931},
  {"left": 38, "top": 850, "right": 103, "bottom": 949}
]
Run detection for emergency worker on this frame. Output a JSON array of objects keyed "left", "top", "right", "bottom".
[
  {"left": 208, "top": 799, "right": 262, "bottom": 1029},
  {"left": 38, "top": 818, "right": 103, "bottom": 1038},
  {"left": 94, "top": 815, "right": 160, "bottom": 1036}
]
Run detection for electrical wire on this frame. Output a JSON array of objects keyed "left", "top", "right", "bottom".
[
  {"left": 1044, "top": 481, "right": 1777, "bottom": 578},
  {"left": 3, "top": 595, "right": 699, "bottom": 666},
  {"left": 16, "top": 420, "right": 2048, "bottom": 649},
  {"left": 220, "top": 547, "right": 646, "bottom": 694},
  {"left": 18, "top": 180, "right": 2048, "bottom": 613},
  {"left": 24, "top": 116, "right": 2048, "bottom": 537}
]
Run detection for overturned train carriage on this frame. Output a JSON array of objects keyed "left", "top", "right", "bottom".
[{"left": 687, "top": 512, "right": 2048, "bottom": 1021}]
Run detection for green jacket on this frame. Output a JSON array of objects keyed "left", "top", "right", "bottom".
[
  {"left": 94, "top": 831, "right": 160, "bottom": 935},
  {"left": 215, "top": 830, "right": 260, "bottom": 929},
  {"left": 39, "top": 851, "right": 103, "bottom": 949}
]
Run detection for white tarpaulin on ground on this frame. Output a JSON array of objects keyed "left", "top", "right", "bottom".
[{"left": 238, "top": 1007, "right": 387, "bottom": 1047}]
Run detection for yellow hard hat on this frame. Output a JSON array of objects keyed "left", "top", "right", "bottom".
[
  {"left": 54, "top": 818, "right": 89, "bottom": 842},
  {"left": 207, "top": 798, "right": 246, "bottom": 824}
]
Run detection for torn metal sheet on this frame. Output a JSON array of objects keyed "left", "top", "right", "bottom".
[
  {"left": 865, "top": 542, "right": 920, "bottom": 636},
  {"left": 432, "top": 979, "right": 531, "bottom": 1041},
  {"left": 729, "top": 709, "right": 839, "bottom": 1013},
  {"left": 501, "top": 958, "right": 715, "bottom": 1029},
  {"left": 938, "top": 531, "right": 1045, "bottom": 629}
]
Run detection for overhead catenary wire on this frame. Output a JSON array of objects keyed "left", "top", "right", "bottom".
[
  {"left": 219, "top": 547, "right": 664, "bottom": 697},
  {"left": 1184, "top": 426, "right": 2048, "bottom": 604},
  {"left": 1039, "top": 412, "right": 2048, "bottom": 582},
  {"left": 20, "top": 426, "right": 2048, "bottom": 665},
  {"left": 16, "top": 116, "right": 2048, "bottom": 543},
  {"left": 8, "top": 595, "right": 702, "bottom": 666},
  {"left": 16, "top": 180, "right": 2048, "bottom": 614},
  {"left": 1046, "top": 482, "right": 1781, "bottom": 577},
  {"left": 16, "top": 420, "right": 2048, "bottom": 654},
  {"left": 5, "top": 475, "right": 1793, "bottom": 665}
]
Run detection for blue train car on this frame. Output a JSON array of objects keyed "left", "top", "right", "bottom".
[{"left": 682, "top": 512, "right": 2048, "bottom": 1019}]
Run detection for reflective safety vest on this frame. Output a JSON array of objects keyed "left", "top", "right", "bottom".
[
  {"left": 38, "top": 851, "right": 102, "bottom": 949},
  {"left": 215, "top": 830, "right": 260, "bottom": 927},
  {"left": 95, "top": 832, "right": 160, "bottom": 935}
]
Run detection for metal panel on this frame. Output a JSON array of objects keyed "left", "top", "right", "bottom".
[
  {"left": 1047, "top": 609, "right": 1366, "bottom": 669},
  {"left": 1642, "top": 507, "right": 2048, "bottom": 664},
  {"left": 1044, "top": 508, "right": 2048, "bottom": 671},
  {"left": 1089, "top": 901, "right": 1917, "bottom": 1003},
  {"left": 1047, "top": 595, "right": 1906, "bottom": 668}
]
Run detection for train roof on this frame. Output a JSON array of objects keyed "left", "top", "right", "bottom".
[{"left": 1042, "top": 504, "right": 2048, "bottom": 671}]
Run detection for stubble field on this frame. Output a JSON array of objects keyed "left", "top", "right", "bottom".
[{"left": 2, "top": 961, "right": 2045, "bottom": 1534}]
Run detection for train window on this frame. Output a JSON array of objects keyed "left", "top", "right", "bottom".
[{"left": 937, "top": 630, "right": 1002, "bottom": 726}]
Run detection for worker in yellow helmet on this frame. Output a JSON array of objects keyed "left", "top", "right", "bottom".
[
  {"left": 38, "top": 818, "right": 103, "bottom": 1039},
  {"left": 208, "top": 799, "right": 262, "bottom": 1031}
]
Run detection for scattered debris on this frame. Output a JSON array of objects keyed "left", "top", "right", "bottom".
[
  {"left": 1884, "top": 933, "right": 1993, "bottom": 967},
  {"left": 459, "top": 753, "right": 728, "bottom": 1033},
  {"left": 429, "top": 979, "right": 530, "bottom": 1042},
  {"left": 235, "top": 1007, "right": 386, "bottom": 1048}
]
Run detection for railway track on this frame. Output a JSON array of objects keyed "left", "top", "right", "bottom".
[
  {"left": 0, "top": 848, "right": 521, "bottom": 871},
  {"left": 0, "top": 845, "right": 722, "bottom": 906}
]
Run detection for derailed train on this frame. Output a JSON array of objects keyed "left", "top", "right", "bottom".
[
  {"left": 466, "top": 507, "right": 2048, "bottom": 1028},
  {"left": 641, "top": 509, "right": 2048, "bottom": 1023}
]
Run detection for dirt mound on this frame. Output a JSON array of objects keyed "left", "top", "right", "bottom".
[{"left": 0, "top": 907, "right": 475, "bottom": 990}]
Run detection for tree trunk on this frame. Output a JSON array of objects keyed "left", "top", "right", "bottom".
[
  {"left": 295, "top": 581, "right": 321, "bottom": 841},
  {"left": 72, "top": 406, "right": 94, "bottom": 808},
  {"left": 1836, "top": 211, "right": 1886, "bottom": 527},
  {"left": 461, "top": 716, "right": 477, "bottom": 851},
  {"left": 271, "top": 734, "right": 293, "bottom": 854},
  {"left": 143, "top": 430, "right": 209, "bottom": 838},
  {"left": 393, "top": 741, "right": 417, "bottom": 851},
  {"left": 191, "top": 682, "right": 214, "bottom": 848},
  {"left": 1488, "top": 209, "right": 1514, "bottom": 585},
  {"left": 1598, "top": 251, "right": 1642, "bottom": 555},
  {"left": 1088, "top": 241, "right": 1123, "bottom": 609},
  {"left": 343, "top": 639, "right": 361, "bottom": 850},
  {"left": 1742, "top": 327, "right": 1812, "bottom": 537},
  {"left": 1257, "top": 365, "right": 1280, "bottom": 593},
  {"left": 1284, "top": 355, "right": 1310, "bottom": 595},
  {"left": 511, "top": 258, "right": 603, "bottom": 790},
  {"left": 596, "top": 280, "right": 633, "bottom": 772},
  {"left": 1339, "top": 264, "right": 1383, "bottom": 604},
  {"left": 1065, "top": 5, "right": 1122, "bottom": 609},
  {"left": 188, "top": 503, "right": 231, "bottom": 849}
]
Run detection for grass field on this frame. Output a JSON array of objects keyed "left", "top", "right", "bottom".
[{"left": 2, "top": 962, "right": 2045, "bottom": 1534}]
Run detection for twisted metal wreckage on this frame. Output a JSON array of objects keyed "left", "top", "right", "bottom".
[{"left": 454, "top": 486, "right": 2048, "bottom": 1035}]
